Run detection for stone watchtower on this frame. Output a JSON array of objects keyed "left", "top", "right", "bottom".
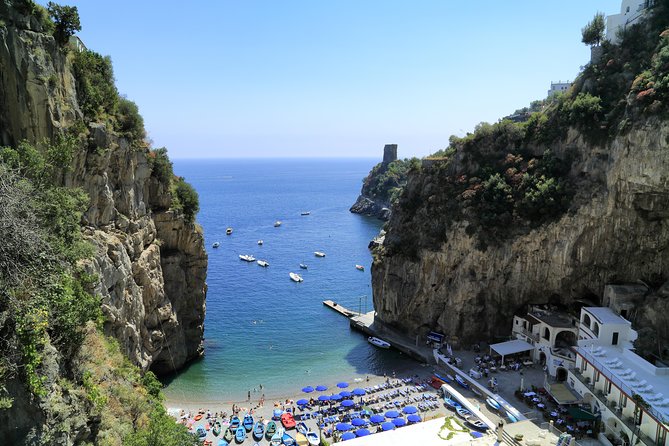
[{"left": 382, "top": 144, "right": 398, "bottom": 165}]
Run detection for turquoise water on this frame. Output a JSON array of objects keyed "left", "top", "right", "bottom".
[{"left": 163, "top": 158, "right": 417, "bottom": 404}]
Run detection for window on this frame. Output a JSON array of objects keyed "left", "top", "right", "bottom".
[
  {"left": 582, "top": 313, "right": 591, "bottom": 327},
  {"left": 543, "top": 327, "right": 550, "bottom": 340},
  {"left": 612, "top": 332, "right": 619, "bottom": 345},
  {"left": 593, "top": 322, "right": 600, "bottom": 337}
]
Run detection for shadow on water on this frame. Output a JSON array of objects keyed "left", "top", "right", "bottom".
[
  {"left": 159, "top": 356, "right": 205, "bottom": 387},
  {"left": 343, "top": 330, "right": 425, "bottom": 377}
]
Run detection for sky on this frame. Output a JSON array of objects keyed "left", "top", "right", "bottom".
[{"left": 41, "top": 1, "right": 621, "bottom": 159}]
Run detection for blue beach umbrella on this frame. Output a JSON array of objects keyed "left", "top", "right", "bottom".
[
  {"left": 370, "top": 414, "right": 384, "bottom": 424},
  {"left": 341, "top": 432, "right": 356, "bottom": 441},
  {"left": 381, "top": 421, "right": 395, "bottom": 431},
  {"left": 407, "top": 414, "right": 421, "bottom": 423},
  {"left": 339, "top": 391, "right": 352, "bottom": 398},
  {"left": 355, "top": 428, "right": 371, "bottom": 437},
  {"left": 273, "top": 409, "right": 283, "bottom": 419},
  {"left": 297, "top": 399, "right": 309, "bottom": 406},
  {"left": 385, "top": 410, "right": 400, "bottom": 419},
  {"left": 341, "top": 400, "right": 355, "bottom": 408},
  {"left": 351, "top": 418, "right": 366, "bottom": 427},
  {"left": 392, "top": 418, "right": 407, "bottom": 427},
  {"left": 337, "top": 382, "right": 349, "bottom": 388},
  {"left": 318, "top": 395, "right": 330, "bottom": 402},
  {"left": 329, "top": 394, "right": 342, "bottom": 401},
  {"left": 336, "top": 422, "right": 353, "bottom": 432},
  {"left": 302, "top": 386, "right": 314, "bottom": 393},
  {"left": 352, "top": 388, "right": 366, "bottom": 396},
  {"left": 315, "top": 385, "right": 328, "bottom": 391},
  {"left": 402, "top": 406, "right": 418, "bottom": 414}
]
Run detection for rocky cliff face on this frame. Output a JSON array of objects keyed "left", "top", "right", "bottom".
[{"left": 372, "top": 121, "right": 669, "bottom": 346}]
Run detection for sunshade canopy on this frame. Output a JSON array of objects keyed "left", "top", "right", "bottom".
[{"left": 489, "top": 339, "right": 534, "bottom": 359}]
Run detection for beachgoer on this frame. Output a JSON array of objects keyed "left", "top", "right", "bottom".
[
  {"left": 366, "top": 375, "right": 369, "bottom": 382},
  {"left": 248, "top": 390, "right": 251, "bottom": 401}
]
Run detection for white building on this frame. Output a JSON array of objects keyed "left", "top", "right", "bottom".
[
  {"left": 548, "top": 81, "right": 571, "bottom": 97},
  {"left": 567, "top": 307, "right": 669, "bottom": 446},
  {"left": 512, "top": 306, "right": 579, "bottom": 380},
  {"left": 606, "top": 0, "right": 655, "bottom": 44}
]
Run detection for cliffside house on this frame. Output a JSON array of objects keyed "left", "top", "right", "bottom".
[
  {"left": 567, "top": 307, "right": 669, "bottom": 446},
  {"left": 547, "top": 81, "right": 571, "bottom": 97},
  {"left": 511, "top": 306, "right": 579, "bottom": 380},
  {"left": 68, "top": 35, "right": 87, "bottom": 53},
  {"left": 606, "top": 0, "right": 655, "bottom": 44}
]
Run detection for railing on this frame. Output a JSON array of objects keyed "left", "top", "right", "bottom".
[
  {"left": 520, "top": 328, "right": 539, "bottom": 342},
  {"left": 539, "top": 422, "right": 584, "bottom": 446}
]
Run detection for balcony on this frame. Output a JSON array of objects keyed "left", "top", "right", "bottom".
[{"left": 520, "top": 328, "right": 539, "bottom": 342}]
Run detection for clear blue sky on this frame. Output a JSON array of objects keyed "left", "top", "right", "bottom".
[{"left": 44, "top": 1, "right": 620, "bottom": 159}]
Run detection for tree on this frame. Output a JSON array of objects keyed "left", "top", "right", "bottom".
[
  {"left": 47, "top": 2, "right": 81, "bottom": 46},
  {"left": 582, "top": 12, "right": 605, "bottom": 47}
]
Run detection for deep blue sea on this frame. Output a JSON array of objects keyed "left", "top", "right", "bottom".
[{"left": 162, "top": 158, "right": 417, "bottom": 404}]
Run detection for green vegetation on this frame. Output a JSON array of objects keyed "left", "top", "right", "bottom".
[
  {"left": 362, "top": 158, "right": 420, "bottom": 205},
  {"left": 72, "top": 49, "right": 118, "bottom": 121},
  {"left": 46, "top": 2, "right": 80, "bottom": 46},
  {"left": 581, "top": 12, "right": 605, "bottom": 47},
  {"left": 172, "top": 177, "right": 200, "bottom": 222}
]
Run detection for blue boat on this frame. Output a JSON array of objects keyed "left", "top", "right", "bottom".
[
  {"left": 243, "top": 413, "right": 254, "bottom": 432},
  {"left": 455, "top": 374, "right": 469, "bottom": 390},
  {"left": 235, "top": 426, "right": 246, "bottom": 443},
  {"left": 217, "top": 440, "right": 229, "bottom": 446},
  {"left": 196, "top": 425, "right": 207, "bottom": 438},
  {"left": 271, "top": 427, "right": 285, "bottom": 446},
  {"left": 466, "top": 417, "right": 489, "bottom": 432},
  {"left": 443, "top": 397, "right": 461, "bottom": 409},
  {"left": 282, "top": 431, "right": 296, "bottom": 446},
  {"left": 230, "top": 415, "right": 241, "bottom": 430},
  {"left": 486, "top": 397, "right": 501, "bottom": 412},
  {"left": 433, "top": 372, "right": 451, "bottom": 383},
  {"left": 297, "top": 422, "right": 308, "bottom": 435},
  {"left": 506, "top": 410, "right": 519, "bottom": 423},
  {"left": 252, "top": 421, "right": 265, "bottom": 440},
  {"left": 455, "top": 407, "right": 472, "bottom": 419}
]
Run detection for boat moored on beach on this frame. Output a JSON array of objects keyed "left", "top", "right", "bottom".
[
  {"left": 296, "top": 432, "right": 308, "bottom": 446},
  {"left": 213, "top": 421, "right": 222, "bottom": 436},
  {"left": 296, "top": 422, "right": 308, "bottom": 435},
  {"left": 368, "top": 336, "right": 390, "bottom": 349},
  {"left": 265, "top": 421, "right": 277, "bottom": 440},
  {"left": 223, "top": 427, "right": 234, "bottom": 444},
  {"left": 486, "top": 397, "right": 501, "bottom": 412},
  {"left": 290, "top": 272, "right": 303, "bottom": 282},
  {"left": 239, "top": 254, "right": 256, "bottom": 262},
  {"left": 270, "top": 427, "right": 285, "bottom": 446},
  {"left": 235, "top": 426, "right": 246, "bottom": 443},
  {"left": 281, "top": 411, "right": 296, "bottom": 429},
  {"left": 314, "top": 251, "right": 325, "bottom": 257},
  {"left": 306, "top": 431, "right": 320, "bottom": 445},
  {"left": 455, "top": 374, "right": 469, "bottom": 390},
  {"left": 230, "top": 416, "right": 240, "bottom": 430},
  {"left": 243, "top": 413, "right": 254, "bottom": 432},
  {"left": 282, "top": 431, "right": 296, "bottom": 446},
  {"left": 252, "top": 421, "right": 265, "bottom": 440},
  {"left": 455, "top": 407, "right": 472, "bottom": 419}
]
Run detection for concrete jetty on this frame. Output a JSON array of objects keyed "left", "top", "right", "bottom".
[{"left": 322, "top": 300, "right": 361, "bottom": 317}]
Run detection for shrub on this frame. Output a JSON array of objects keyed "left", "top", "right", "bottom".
[
  {"left": 116, "top": 97, "right": 145, "bottom": 142},
  {"left": 148, "top": 147, "right": 173, "bottom": 185},
  {"left": 173, "top": 177, "right": 200, "bottom": 222},
  {"left": 72, "top": 50, "right": 118, "bottom": 120},
  {"left": 47, "top": 2, "right": 80, "bottom": 46}
]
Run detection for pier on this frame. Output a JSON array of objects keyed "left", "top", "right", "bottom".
[{"left": 322, "top": 300, "right": 361, "bottom": 317}]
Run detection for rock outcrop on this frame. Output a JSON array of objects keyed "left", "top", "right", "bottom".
[{"left": 372, "top": 121, "right": 669, "bottom": 346}]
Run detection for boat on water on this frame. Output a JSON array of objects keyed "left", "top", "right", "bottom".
[
  {"left": 257, "top": 240, "right": 263, "bottom": 245},
  {"left": 270, "top": 427, "right": 285, "bottom": 446},
  {"left": 296, "top": 432, "right": 308, "bottom": 446},
  {"left": 230, "top": 416, "right": 241, "bottom": 430},
  {"left": 257, "top": 260, "right": 269, "bottom": 267},
  {"left": 296, "top": 422, "right": 308, "bottom": 435},
  {"left": 265, "top": 421, "right": 277, "bottom": 440},
  {"left": 252, "top": 421, "right": 265, "bottom": 440},
  {"left": 486, "top": 397, "right": 502, "bottom": 412},
  {"left": 226, "top": 227, "right": 233, "bottom": 235},
  {"left": 281, "top": 412, "right": 296, "bottom": 429},
  {"left": 274, "top": 221, "right": 282, "bottom": 227},
  {"left": 299, "top": 263, "right": 308, "bottom": 269},
  {"left": 235, "top": 426, "right": 246, "bottom": 443},
  {"left": 301, "top": 211, "right": 310, "bottom": 216},
  {"left": 355, "top": 264, "right": 364, "bottom": 271},
  {"left": 455, "top": 407, "right": 472, "bottom": 419},
  {"left": 282, "top": 431, "right": 296, "bottom": 446},
  {"left": 368, "top": 336, "right": 391, "bottom": 349},
  {"left": 213, "top": 421, "right": 222, "bottom": 436},
  {"left": 239, "top": 254, "right": 256, "bottom": 262},
  {"left": 243, "top": 414, "right": 254, "bottom": 432},
  {"left": 306, "top": 431, "right": 320, "bottom": 445},
  {"left": 314, "top": 251, "right": 325, "bottom": 257},
  {"left": 212, "top": 242, "right": 220, "bottom": 248},
  {"left": 455, "top": 374, "right": 469, "bottom": 390},
  {"left": 290, "top": 272, "right": 304, "bottom": 282}
]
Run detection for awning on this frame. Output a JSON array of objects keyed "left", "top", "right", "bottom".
[
  {"left": 546, "top": 383, "right": 582, "bottom": 405},
  {"left": 427, "top": 331, "right": 444, "bottom": 343},
  {"left": 567, "top": 407, "right": 597, "bottom": 420},
  {"left": 489, "top": 339, "right": 534, "bottom": 358}
]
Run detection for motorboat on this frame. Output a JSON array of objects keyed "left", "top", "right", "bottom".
[
  {"left": 290, "top": 272, "right": 304, "bottom": 282},
  {"left": 455, "top": 374, "right": 469, "bottom": 390},
  {"left": 257, "top": 260, "right": 269, "bottom": 267},
  {"left": 243, "top": 413, "right": 254, "bottom": 432},
  {"left": 226, "top": 227, "right": 233, "bottom": 235},
  {"left": 299, "top": 263, "right": 308, "bottom": 269},
  {"left": 270, "top": 427, "right": 284, "bottom": 446},
  {"left": 258, "top": 240, "right": 263, "bottom": 245},
  {"left": 301, "top": 211, "right": 310, "bottom": 216},
  {"left": 314, "top": 251, "right": 325, "bottom": 257},
  {"left": 212, "top": 242, "right": 220, "bottom": 248},
  {"left": 274, "top": 221, "right": 282, "bottom": 227},
  {"left": 355, "top": 264, "right": 364, "bottom": 271},
  {"left": 239, "top": 254, "right": 256, "bottom": 262},
  {"left": 306, "top": 431, "right": 320, "bottom": 445},
  {"left": 367, "top": 336, "right": 390, "bottom": 349},
  {"left": 486, "top": 397, "right": 501, "bottom": 412}
]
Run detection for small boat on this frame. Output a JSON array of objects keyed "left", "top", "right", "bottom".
[
  {"left": 265, "top": 421, "right": 277, "bottom": 440},
  {"left": 270, "top": 427, "right": 285, "bottom": 446},
  {"left": 257, "top": 259, "right": 269, "bottom": 267},
  {"left": 243, "top": 414, "right": 254, "bottom": 432},
  {"left": 296, "top": 432, "right": 308, "bottom": 446},
  {"left": 230, "top": 416, "right": 241, "bottom": 430},
  {"left": 306, "top": 431, "right": 320, "bottom": 445},
  {"left": 471, "top": 386, "right": 483, "bottom": 397},
  {"left": 239, "top": 254, "right": 256, "bottom": 262},
  {"left": 274, "top": 221, "right": 282, "bottom": 227},
  {"left": 196, "top": 425, "right": 207, "bottom": 438},
  {"left": 290, "top": 272, "right": 303, "bottom": 282},
  {"left": 226, "top": 227, "right": 233, "bottom": 235},
  {"left": 455, "top": 374, "right": 469, "bottom": 390},
  {"left": 355, "top": 264, "right": 364, "bottom": 271},
  {"left": 314, "top": 251, "right": 325, "bottom": 257},
  {"left": 258, "top": 240, "right": 263, "bottom": 245},
  {"left": 299, "top": 263, "right": 308, "bottom": 269},
  {"left": 443, "top": 397, "right": 461, "bottom": 409},
  {"left": 301, "top": 211, "right": 310, "bottom": 216},
  {"left": 217, "top": 439, "right": 229, "bottom": 446},
  {"left": 296, "top": 422, "right": 308, "bottom": 435},
  {"left": 466, "top": 418, "right": 489, "bottom": 432},
  {"left": 486, "top": 397, "right": 502, "bottom": 412},
  {"left": 223, "top": 427, "right": 234, "bottom": 443},
  {"left": 434, "top": 372, "right": 451, "bottom": 384},
  {"left": 213, "top": 421, "right": 222, "bottom": 436},
  {"left": 252, "top": 421, "right": 265, "bottom": 440},
  {"left": 235, "top": 426, "right": 246, "bottom": 443},
  {"left": 368, "top": 336, "right": 390, "bottom": 349},
  {"left": 506, "top": 411, "right": 519, "bottom": 423},
  {"left": 281, "top": 411, "right": 296, "bottom": 429},
  {"left": 455, "top": 407, "right": 472, "bottom": 419},
  {"left": 282, "top": 431, "right": 296, "bottom": 446},
  {"left": 212, "top": 242, "right": 220, "bottom": 248}
]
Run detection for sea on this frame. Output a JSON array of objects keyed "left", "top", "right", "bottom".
[{"left": 162, "top": 158, "right": 419, "bottom": 404}]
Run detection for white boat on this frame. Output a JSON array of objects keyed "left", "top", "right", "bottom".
[
  {"left": 258, "top": 240, "right": 263, "bottom": 245},
  {"left": 226, "top": 227, "right": 233, "bottom": 235},
  {"left": 355, "top": 264, "right": 364, "bottom": 271},
  {"left": 289, "top": 272, "right": 303, "bottom": 282},
  {"left": 301, "top": 211, "right": 310, "bottom": 216},
  {"left": 212, "top": 242, "right": 220, "bottom": 248},
  {"left": 306, "top": 431, "right": 320, "bottom": 445},
  {"left": 257, "top": 260, "right": 269, "bottom": 267},
  {"left": 314, "top": 251, "right": 325, "bottom": 257},
  {"left": 239, "top": 254, "right": 256, "bottom": 262},
  {"left": 299, "top": 263, "right": 308, "bottom": 269},
  {"left": 368, "top": 336, "right": 390, "bottom": 349},
  {"left": 274, "top": 221, "right": 282, "bottom": 227}
]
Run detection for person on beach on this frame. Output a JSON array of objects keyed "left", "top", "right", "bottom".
[{"left": 248, "top": 390, "right": 251, "bottom": 402}]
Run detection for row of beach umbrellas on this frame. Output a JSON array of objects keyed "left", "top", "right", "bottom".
[
  {"left": 337, "top": 417, "right": 421, "bottom": 440},
  {"left": 301, "top": 382, "right": 361, "bottom": 393}
]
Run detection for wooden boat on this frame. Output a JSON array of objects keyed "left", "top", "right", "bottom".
[
  {"left": 486, "top": 397, "right": 502, "bottom": 412},
  {"left": 282, "top": 431, "right": 297, "bottom": 446},
  {"left": 506, "top": 410, "right": 519, "bottom": 423},
  {"left": 296, "top": 432, "right": 309, "bottom": 446},
  {"left": 274, "top": 221, "right": 282, "bottom": 227},
  {"left": 455, "top": 407, "right": 472, "bottom": 419},
  {"left": 265, "top": 421, "right": 277, "bottom": 440},
  {"left": 314, "top": 251, "right": 325, "bottom": 257},
  {"left": 230, "top": 416, "right": 241, "bottom": 430},
  {"left": 296, "top": 422, "right": 308, "bottom": 435},
  {"left": 257, "top": 259, "right": 269, "bottom": 267},
  {"left": 471, "top": 386, "right": 483, "bottom": 397},
  {"left": 213, "top": 421, "right": 222, "bottom": 436},
  {"left": 243, "top": 414, "right": 254, "bottom": 432},
  {"left": 270, "top": 427, "right": 285, "bottom": 446},
  {"left": 217, "top": 439, "right": 229, "bottom": 446},
  {"left": 212, "top": 242, "right": 220, "bottom": 248},
  {"left": 196, "top": 425, "right": 207, "bottom": 438},
  {"left": 194, "top": 414, "right": 203, "bottom": 421},
  {"left": 466, "top": 418, "right": 489, "bottom": 432},
  {"left": 235, "top": 426, "right": 246, "bottom": 443},
  {"left": 281, "top": 411, "right": 296, "bottom": 429},
  {"left": 355, "top": 264, "right": 364, "bottom": 271},
  {"left": 306, "top": 431, "right": 320, "bottom": 445},
  {"left": 226, "top": 227, "right": 233, "bottom": 235},
  {"left": 290, "top": 272, "right": 304, "bottom": 282},
  {"left": 223, "top": 427, "right": 234, "bottom": 443},
  {"left": 455, "top": 374, "right": 469, "bottom": 390},
  {"left": 299, "top": 263, "right": 308, "bottom": 269},
  {"left": 368, "top": 336, "right": 390, "bottom": 349},
  {"left": 443, "top": 397, "right": 461, "bottom": 409},
  {"left": 252, "top": 421, "right": 265, "bottom": 440}
]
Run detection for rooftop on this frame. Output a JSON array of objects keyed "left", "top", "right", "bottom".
[
  {"left": 530, "top": 309, "right": 575, "bottom": 329},
  {"left": 583, "top": 307, "right": 630, "bottom": 325}
]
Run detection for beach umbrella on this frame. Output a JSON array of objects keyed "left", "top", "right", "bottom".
[
  {"left": 315, "top": 385, "right": 328, "bottom": 391},
  {"left": 407, "top": 414, "right": 421, "bottom": 423},
  {"left": 381, "top": 421, "right": 395, "bottom": 431},
  {"left": 297, "top": 399, "right": 309, "bottom": 406},
  {"left": 351, "top": 418, "right": 366, "bottom": 427},
  {"left": 392, "top": 418, "right": 407, "bottom": 427},
  {"left": 273, "top": 409, "right": 283, "bottom": 419},
  {"left": 339, "top": 391, "right": 352, "bottom": 398},
  {"left": 385, "top": 410, "right": 400, "bottom": 419},
  {"left": 318, "top": 395, "right": 330, "bottom": 402},
  {"left": 302, "top": 386, "right": 314, "bottom": 393},
  {"left": 355, "top": 428, "right": 371, "bottom": 437},
  {"left": 370, "top": 414, "right": 384, "bottom": 424},
  {"left": 336, "top": 422, "right": 353, "bottom": 432},
  {"left": 341, "top": 400, "right": 355, "bottom": 408},
  {"left": 352, "top": 388, "right": 366, "bottom": 396},
  {"left": 341, "top": 432, "right": 356, "bottom": 441},
  {"left": 329, "top": 394, "right": 342, "bottom": 401},
  {"left": 402, "top": 405, "right": 418, "bottom": 414},
  {"left": 337, "top": 382, "right": 349, "bottom": 388}
]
